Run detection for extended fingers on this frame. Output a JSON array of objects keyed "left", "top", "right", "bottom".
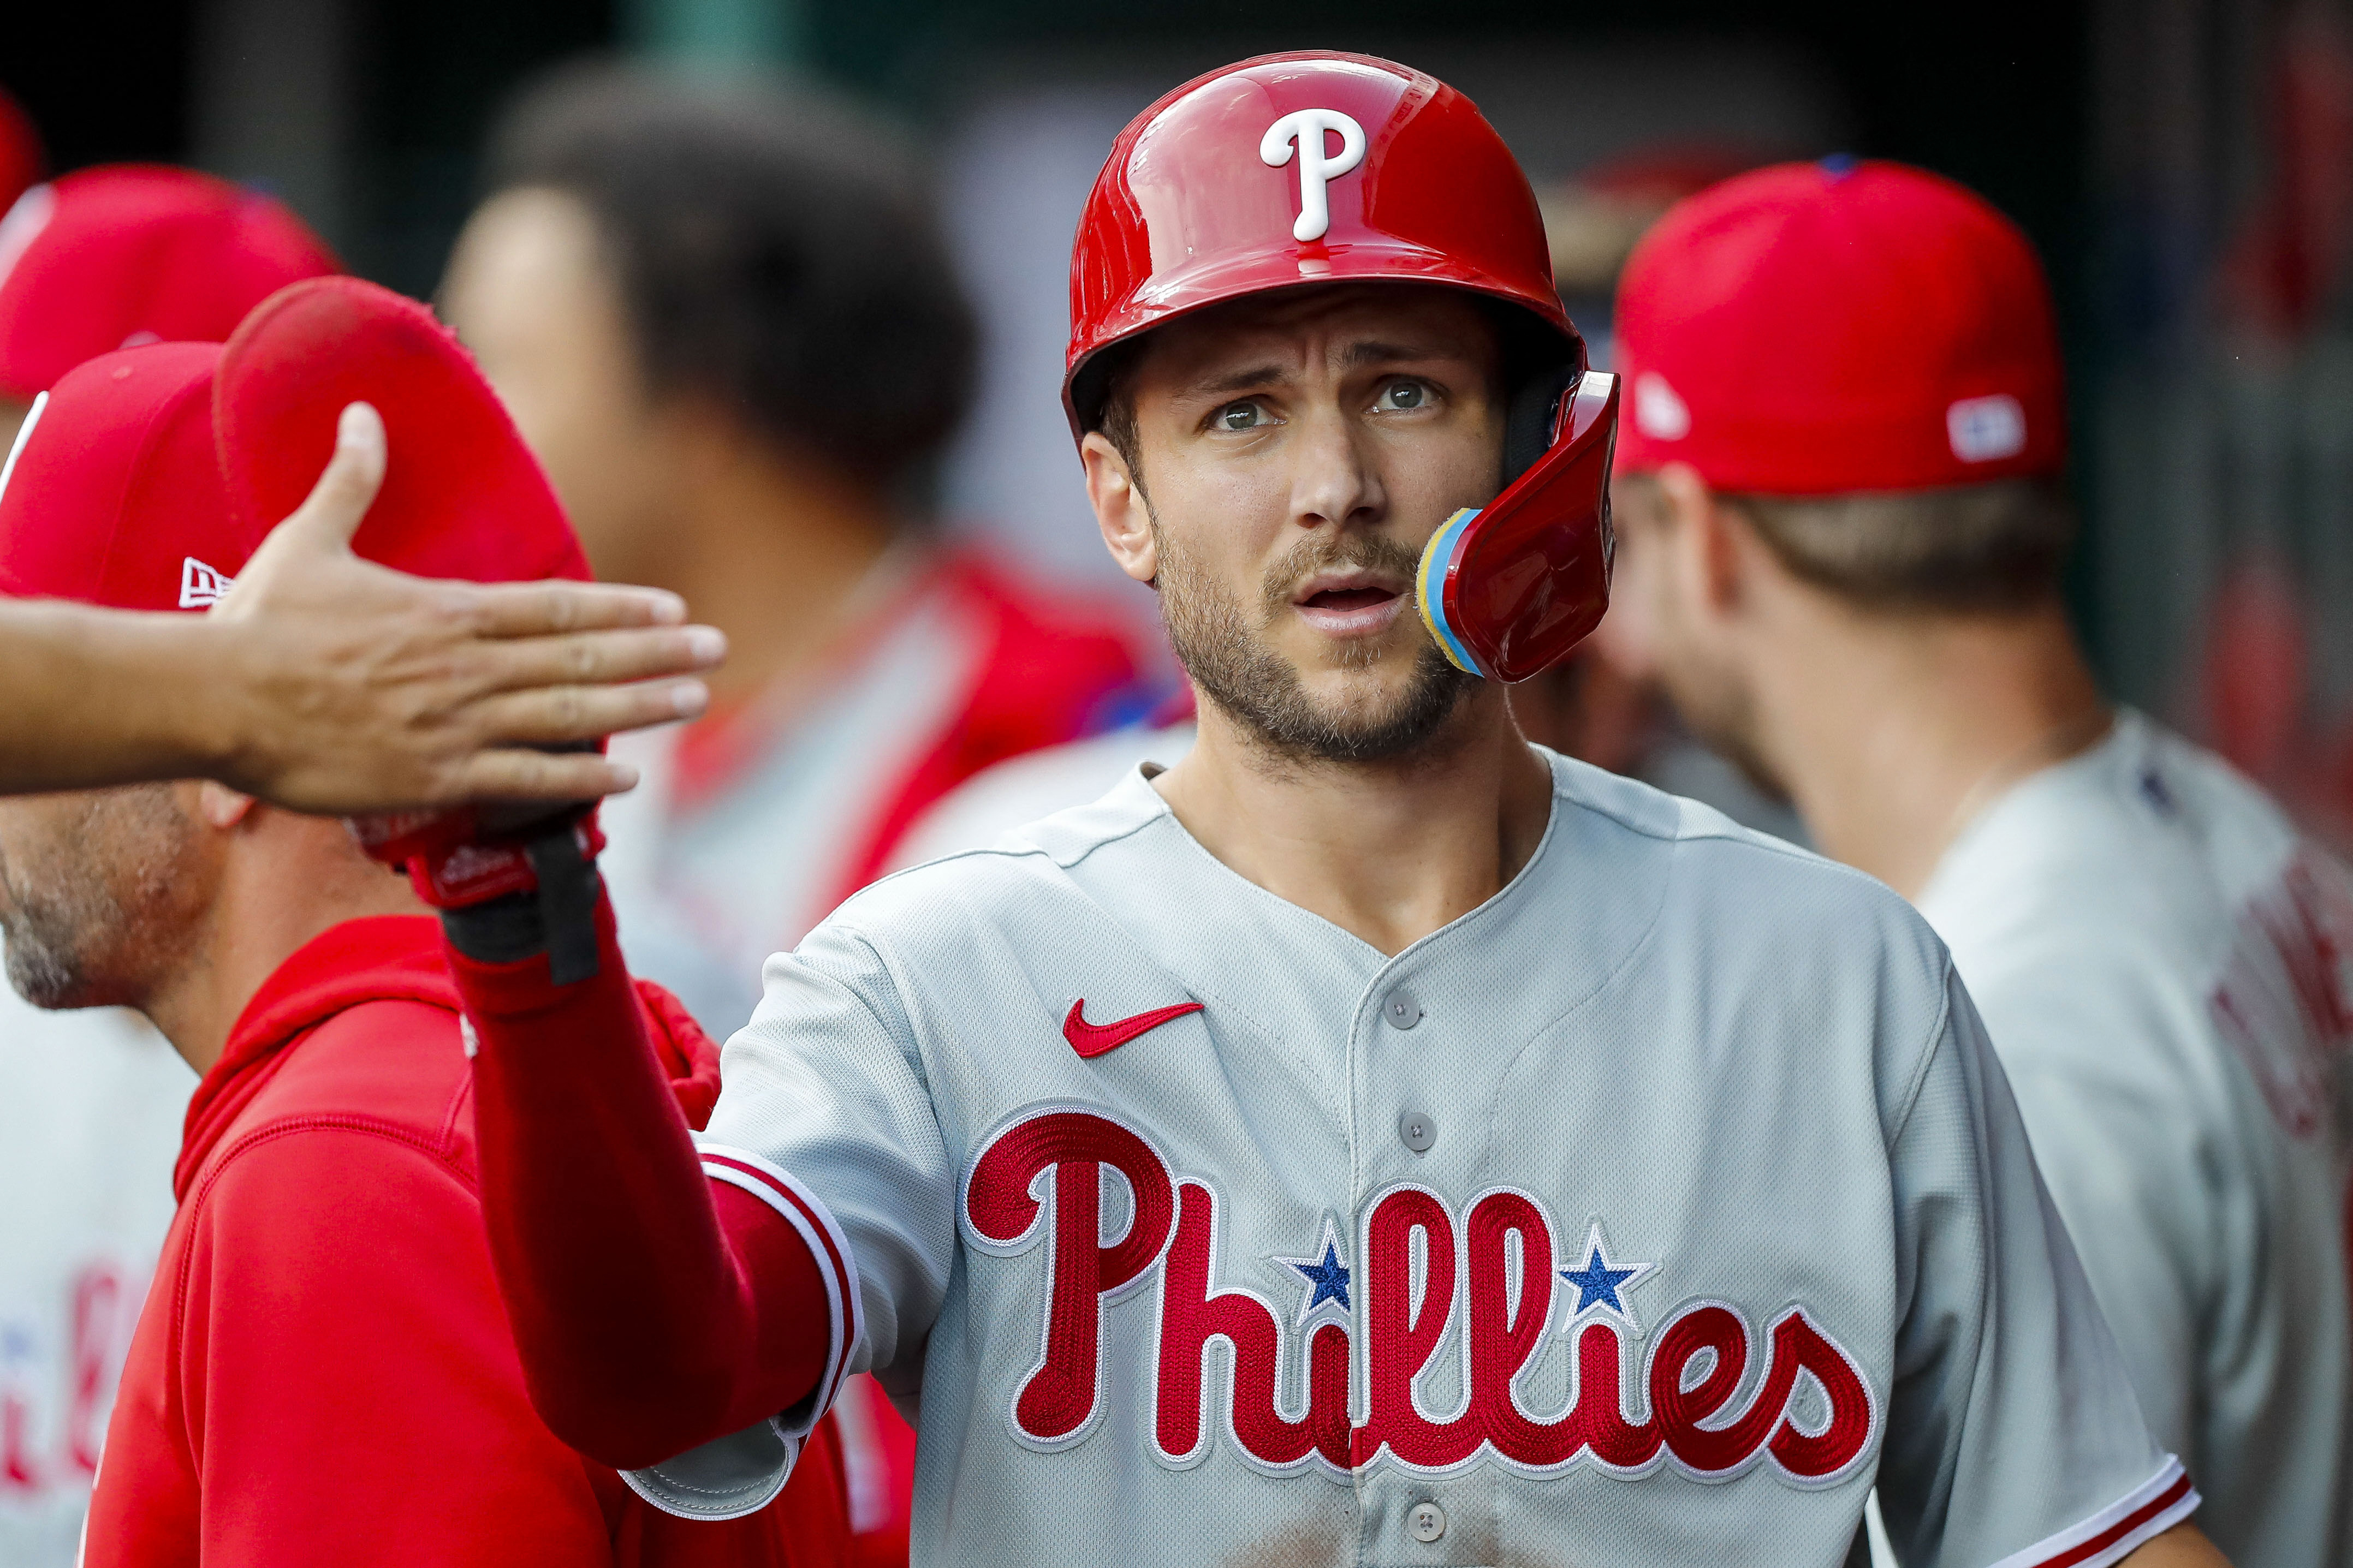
[
  {"left": 461, "top": 579, "right": 697, "bottom": 637},
  {"left": 442, "top": 748, "right": 647, "bottom": 803},
  {"left": 464, "top": 624, "right": 727, "bottom": 693},
  {"left": 461, "top": 678, "right": 711, "bottom": 748}
]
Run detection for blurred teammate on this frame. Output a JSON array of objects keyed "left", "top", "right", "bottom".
[
  {"left": 406, "top": 54, "right": 2216, "bottom": 1567},
  {"left": 0, "top": 165, "right": 716, "bottom": 1565},
  {"left": 442, "top": 68, "right": 1143, "bottom": 1553},
  {"left": 1602, "top": 160, "right": 2348, "bottom": 1565},
  {"left": 443, "top": 65, "right": 1142, "bottom": 1040},
  {"left": 0, "top": 320, "right": 846, "bottom": 1567},
  {"left": 0, "top": 161, "right": 715, "bottom": 805}
]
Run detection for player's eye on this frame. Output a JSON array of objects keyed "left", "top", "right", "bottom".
[
  {"left": 1375, "top": 379, "right": 1434, "bottom": 412},
  {"left": 1211, "top": 400, "right": 1272, "bottom": 432}
]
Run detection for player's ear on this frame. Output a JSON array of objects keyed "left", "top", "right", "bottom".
[
  {"left": 1650, "top": 462, "right": 1745, "bottom": 617},
  {"left": 1083, "top": 432, "right": 1157, "bottom": 587}
]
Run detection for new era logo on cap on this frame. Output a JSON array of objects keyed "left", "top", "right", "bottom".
[
  {"left": 1610, "top": 162, "right": 2064, "bottom": 493},
  {"left": 179, "top": 556, "right": 234, "bottom": 608},
  {"left": 1946, "top": 394, "right": 2027, "bottom": 463},
  {"left": 1633, "top": 372, "right": 1690, "bottom": 442},
  {"left": 0, "top": 387, "right": 45, "bottom": 508}
]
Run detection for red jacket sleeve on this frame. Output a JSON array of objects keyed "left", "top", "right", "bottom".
[
  {"left": 449, "top": 890, "right": 832, "bottom": 1469},
  {"left": 168, "top": 1125, "right": 617, "bottom": 1564}
]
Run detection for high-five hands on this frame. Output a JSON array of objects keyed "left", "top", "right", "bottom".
[
  {"left": 207, "top": 401, "right": 721, "bottom": 810},
  {"left": 0, "top": 401, "right": 722, "bottom": 809}
]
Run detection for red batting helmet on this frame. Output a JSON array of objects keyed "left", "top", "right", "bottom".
[{"left": 1064, "top": 51, "right": 1618, "bottom": 683}]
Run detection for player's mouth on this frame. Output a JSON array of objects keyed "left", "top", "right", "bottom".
[{"left": 1291, "top": 568, "right": 1409, "bottom": 637}]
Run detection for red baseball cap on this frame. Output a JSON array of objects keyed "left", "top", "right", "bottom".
[
  {"left": 1611, "top": 159, "right": 2065, "bottom": 496},
  {"left": 0, "top": 277, "right": 586, "bottom": 618},
  {"left": 0, "top": 342, "right": 242, "bottom": 611},
  {"left": 213, "top": 276, "right": 587, "bottom": 586},
  {"left": 0, "top": 165, "right": 340, "bottom": 401}
]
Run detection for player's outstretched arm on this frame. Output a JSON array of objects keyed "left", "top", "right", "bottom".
[
  {"left": 0, "top": 402, "right": 723, "bottom": 810},
  {"left": 406, "top": 823, "right": 833, "bottom": 1469}
]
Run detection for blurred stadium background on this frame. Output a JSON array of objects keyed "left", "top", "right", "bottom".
[{"left": 5, "top": 0, "right": 2345, "bottom": 836}]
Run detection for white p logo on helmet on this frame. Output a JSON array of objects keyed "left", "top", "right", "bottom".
[{"left": 1260, "top": 108, "right": 1366, "bottom": 243}]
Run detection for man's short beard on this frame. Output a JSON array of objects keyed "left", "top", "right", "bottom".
[
  {"left": 1154, "top": 518, "right": 1478, "bottom": 766},
  {"left": 0, "top": 786, "right": 202, "bottom": 1011}
]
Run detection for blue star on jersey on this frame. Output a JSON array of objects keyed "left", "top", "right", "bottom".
[
  {"left": 1271, "top": 1217, "right": 1352, "bottom": 1325},
  {"left": 1559, "top": 1221, "right": 1656, "bottom": 1331}
]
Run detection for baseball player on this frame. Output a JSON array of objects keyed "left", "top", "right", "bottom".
[
  {"left": 0, "top": 289, "right": 848, "bottom": 1567},
  {"left": 1599, "top": 163, "right": 2350, "bottom": 1565},
  {"left": 443, "top": 65, "right": 1144, "bottom": 1046},
  {"left": 399, "top": 54, "right": 2220, "bottom": 1567},
  {"left": 0, "top": 173, "right": 718, "bottom": 1568}
]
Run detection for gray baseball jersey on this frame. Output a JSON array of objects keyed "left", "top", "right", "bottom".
[
  {"left": 643, "top": 750, "right": 2192, "bottom": 1566},
  {"left": 1917, "top": 711, "right": 2353, "bottom": 1566}
]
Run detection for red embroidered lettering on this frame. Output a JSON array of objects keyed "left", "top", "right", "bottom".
[
  {"left": 0, "top": 1390, "right": 35, "bottom": 1491},
  {"left": 960, "top": 1125, "right": 1880, "bottom": 1488},
  {"left": 2213, "top": 849, "right": 2353, "bottom": 1137},
  {"left": 964, "top": 1109, "right": 1176, "bottom": 1446},
  {"left": 1466, "top": 1190, "right": 1661, "bottom": 1471},
  {"left": 1647, "top": 1303, "right": 1878, "bottom": 1482},
  {"left": 1763, "top": 1309, "right": 1878, "bottom": 1483},
  {"left": 1651, "top": 1303, "right": 1782, "bottom": 1474},
  {"left": 1358, "top": 1185, "right": 1481, "bottom": 1469},
  {"left": 1154, "top": 1181, "right": 1350, "bottom": 1472},
  {"left": 1352, "top": 1185, "right": 1873, "bottom": 1483}
]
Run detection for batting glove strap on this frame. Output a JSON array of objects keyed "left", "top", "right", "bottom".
[
  {"left": 435, "top": 820, "right": 606, "bottom": 986},
  {"left": 351, "top": 803, "right": 608, "bottom": 986}
]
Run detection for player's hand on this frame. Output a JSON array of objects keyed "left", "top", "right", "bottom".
[{"left": 206, "top": 402, "right": 723, "bottom": 813}]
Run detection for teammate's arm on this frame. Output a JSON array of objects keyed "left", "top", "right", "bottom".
[{"left": 0, "top": 402, "right": 721, "bottom": 810}]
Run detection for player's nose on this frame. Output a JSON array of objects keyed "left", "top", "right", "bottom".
[{"left": 1287, "top": 404, "right": 1385, "bottom": 533}]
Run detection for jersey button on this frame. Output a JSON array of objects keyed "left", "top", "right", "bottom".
[
  {"left": 1383, "top": 991, "right": 1422, "bottom": 1029},
  {"left": 1399, "top": 1110, "right": 1437, "bottom": 1154},
  {"left": 1406, "top": 1501, "right": 1447, "bottom": 1542}
]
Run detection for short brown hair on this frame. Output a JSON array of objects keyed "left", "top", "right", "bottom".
[
  {"left": 487, "top": 62, "right": 976, "bottom": 492},
  {"left": 1720, "top": 478, "right": 2074, "bottom": 613}
]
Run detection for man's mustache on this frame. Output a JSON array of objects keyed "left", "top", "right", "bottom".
[{"left": 1258, "top": 533, "right": 1422, "bottom": 619}]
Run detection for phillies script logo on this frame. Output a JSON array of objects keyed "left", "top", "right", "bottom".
[{"left": 961, "top": 1109, "right": 1878, "bottom": 1486}]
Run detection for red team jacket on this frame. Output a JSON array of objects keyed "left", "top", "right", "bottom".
[{"left": 81, "top": 915, "right": 852, "bottom": 1567}]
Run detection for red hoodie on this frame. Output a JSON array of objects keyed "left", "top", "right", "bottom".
[{"left": 82, "top": 915, "right": 852, "bottom": 1567}]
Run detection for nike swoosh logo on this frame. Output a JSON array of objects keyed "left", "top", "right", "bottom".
[{"left": 1062, "top": 998, "right": 1204, "bottom": 1059}]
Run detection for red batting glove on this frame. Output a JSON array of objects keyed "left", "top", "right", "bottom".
[
  {"left": 350, "top": 800, "right": 609, "bottom": 983},
  {"left": 349, "top": 803, "right": 605, "bottom": 910}
]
